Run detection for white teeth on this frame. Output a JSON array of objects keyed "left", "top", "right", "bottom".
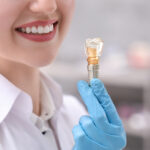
[
  {"left": 49, "top": 24, "right": 54, "bottom": 32},
  {"left": 43, "top": 25, "right": 50, "bottom": 33},
  {"left": 31, "top": 26, "right": 37, "bottom": 34},
  {"left": 37, "top": 26, "right": 44, "bottom": 34},
  {"left": 26, "top": 27, "right": 31, "bottom": 33},
  {"left": 20, "top": 24, "right": 54, "bottom": 34}
]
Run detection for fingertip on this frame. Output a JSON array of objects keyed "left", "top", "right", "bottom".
[
  {"left": 90, "top": 78, "right": 103, "bottom": 88},
  {"left": 79, "top": 115, "right": 90, "bottom": 124},
  {"left": 79, "top": 115, "right": 92, "bottom": 127},
  {"left": 72, "top": 125, "right": 84, "bottom": 141},
  {"left": 77, "top": 80, "right": 93, "bottom": 107},
  {"left": 77, "top": 80, "right": 89, "bottom": 89}
]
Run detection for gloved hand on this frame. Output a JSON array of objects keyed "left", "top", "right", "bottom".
[{"left": 72, "top": 79, "right": 126, "bottom": 150}]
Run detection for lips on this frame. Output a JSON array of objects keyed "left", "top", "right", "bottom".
[{"left": 14, "top": 20, "right": 58, "bottom": 42}]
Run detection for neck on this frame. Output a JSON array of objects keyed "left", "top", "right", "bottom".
[{"left": 0, "top": 58, "right": 41, "bottom": 116}]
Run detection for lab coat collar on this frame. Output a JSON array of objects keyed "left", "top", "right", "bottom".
[
  {"left": 0, "top": 74, "right": 33, "bottom": 123},
  {"left": 40, "top": 71, "right": 63, "bottom": 112},
  {"left": 39, "top": 74, "right": 56, "bottom": 121},
  {"left": 0, "top": 71, "right": 63, "bottom": 124}
]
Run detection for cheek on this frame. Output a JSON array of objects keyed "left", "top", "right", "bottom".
[
  {"left": 0, "top": 1, "right": 27, "bottom": 29},
  {"left": 58, "top": 0, "right": 75, "bottom": 12},
  {"left": 59, "top": 0, "right": 75, "bottom": 18},
  {"left": 0, "top": 1, "right": 27, "bottom": 56},
  {"left": 57, "top": 0, "right": 75, "bottom": 39}
]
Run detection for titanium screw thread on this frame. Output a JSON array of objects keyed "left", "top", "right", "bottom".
[{"left": 88, "top": 64, "right": 99, "bottom": 84}]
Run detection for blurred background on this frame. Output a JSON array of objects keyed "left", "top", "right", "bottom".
[{"left": 41, "top": 0, "right": 150, "bottom": 149}]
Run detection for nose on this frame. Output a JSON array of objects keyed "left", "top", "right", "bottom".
[{"left": 29, "top": 0, "right": 57, "bottom": 15}]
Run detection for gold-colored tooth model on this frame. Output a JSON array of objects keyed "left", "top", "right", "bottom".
[{"left": 85, "top": 38, "right": 104, "bottom": 84}]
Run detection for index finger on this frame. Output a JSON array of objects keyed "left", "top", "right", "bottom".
[
  {"left": 77, "top": 80, "right": 109, "bottom": 129},
  {"left": 90, "top": 78, "right": 122, "bottom": 126}
]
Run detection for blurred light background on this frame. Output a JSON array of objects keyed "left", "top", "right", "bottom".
[{"left": 41, "top": 0, "right": 150, "bottom": 149}]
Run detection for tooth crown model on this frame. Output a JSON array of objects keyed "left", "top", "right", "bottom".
[{"left": 85, "top": 38, "right": 104, "bottom": 84}]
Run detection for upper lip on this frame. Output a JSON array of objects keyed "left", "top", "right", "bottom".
[{"left": 15, "top": 19, "right": 58, "bottom": 29}]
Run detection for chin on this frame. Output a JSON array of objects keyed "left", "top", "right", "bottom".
[{"left": 24, "top": 54, "right": 56, "bottom": 68}]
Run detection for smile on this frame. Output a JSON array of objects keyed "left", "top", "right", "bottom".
[{"left": 15, "top": 20, "right": 58, "bottom": 42}]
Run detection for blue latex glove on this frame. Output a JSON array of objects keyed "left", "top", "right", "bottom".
[{"left": 72, "top": 79, "right": 126, "bottom": 150}]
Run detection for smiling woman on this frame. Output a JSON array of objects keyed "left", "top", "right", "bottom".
[
  {"left": 0, "top": 0, "right": 74, "bottom": 67},
  {"left": 0, "top": 0, "right": 126, "bottom": 150}
]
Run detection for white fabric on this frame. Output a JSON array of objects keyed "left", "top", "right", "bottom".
[
  {"left": 0, "top": 71, "right": 88, "bottom": 150},
  {"left": 39, "top": 77, "right": 56, "bottom": 120},
  {"left": 30, "top": 76, "right": 58, "bottom": 150},
  {"left": 30, "top": 113, "right": 58, "bottom": 150}
]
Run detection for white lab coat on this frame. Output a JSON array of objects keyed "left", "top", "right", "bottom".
[{"left": 0, "top": 71, "right": 87, "bottom": 150}]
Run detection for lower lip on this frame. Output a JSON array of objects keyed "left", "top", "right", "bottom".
[{"left": 15, "top": 24, "right": 57, "bottom": 42}]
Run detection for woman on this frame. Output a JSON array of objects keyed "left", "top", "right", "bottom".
[{"left": 0, "top": 0, "right": 126, "bottom": 150}]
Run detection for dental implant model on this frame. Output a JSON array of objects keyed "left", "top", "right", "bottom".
[{"left": 85, "top": 38, "right": 104, "bottom": 84}]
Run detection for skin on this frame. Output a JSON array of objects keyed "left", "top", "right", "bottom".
[{"left": 0, "top": 0, "right": 75, "bottom": 115}]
